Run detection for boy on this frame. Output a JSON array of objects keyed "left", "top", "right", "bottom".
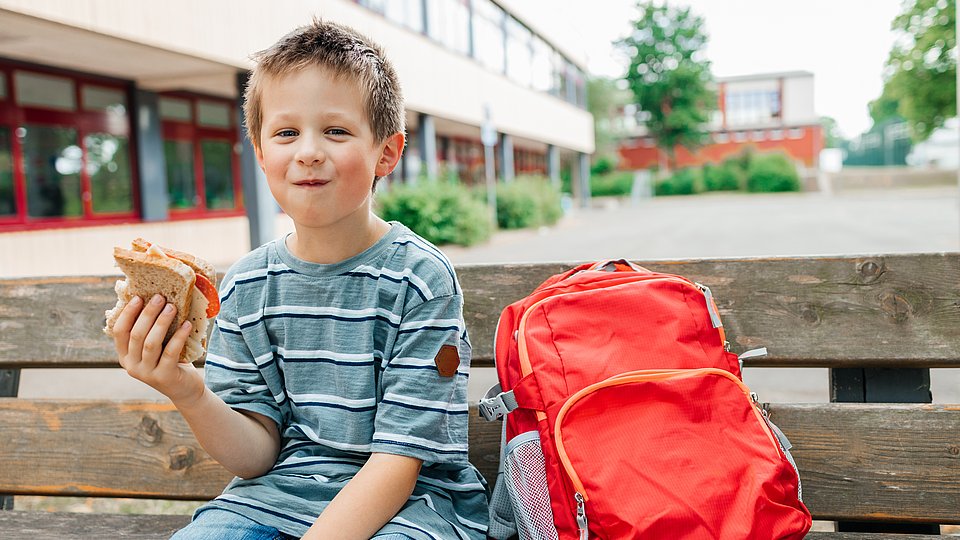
[{"left": 111, "top": 19, "right": 488, "bottom": 540}]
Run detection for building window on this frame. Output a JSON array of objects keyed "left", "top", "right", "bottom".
[
  {"left": 788, "top": 128, "right": 804, "bottom": 139},
  {"left": 0, "top": 63, "right": 136, "bottom": 230},
  {"left": 472, "top": 0, "right": 505, "bottom": 74},
  {"left": 725, "top": 88, "right": 781, "bottom": 126},
  {"left": 14, "top": 71, "right": 76, "bottom": 111},
  {"left": 505, "top": 16, "right": 532, "bottom": 87},
  {"left": 160, "top": 96, "right": 192, "bottom": 122},
  {"left": 531, "top": 36, "right": 553, "bottom": 93},
  {"left": 426, "top": 0, "right": 470, "bottom": 56},
  {"left": 164, "top": 140, "right": 196, "bottom": 209},
  {"left": 714, "top": 132, "right": 729, "bottom": 143},
  {"left": 0, "top": 127, "right": 14, "bottom": 217},
  {"left": 733, "top": 131, "right": 747, "bottom": 142},
  {"left": 21, "top": 125, "right": 83, "bottom": 218},
  {"left": 201, "top": 140, "right": 236, "bottom": 210},
  {"left": 770, "top": 129, "right": 784, "bottom": 140},
  {"left": 363, "top": 0, "right": 424, "bottom": 33},
  {"left": 751, "top": 130, "right": 766, "bottom": 141},
  {"left": 85, "top": 133, "right": 132, "bottom": 214},
  {"left": 160, "top": 94, "right": 241, "bottom": 215}
]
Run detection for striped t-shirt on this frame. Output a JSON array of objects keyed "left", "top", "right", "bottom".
[{"left": 195, "top": 223, "right": 489, "bottom": 539}]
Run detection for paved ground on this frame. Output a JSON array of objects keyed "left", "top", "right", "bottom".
[{"left": 19, "top": 186, "right": 960, "bottom": 403}]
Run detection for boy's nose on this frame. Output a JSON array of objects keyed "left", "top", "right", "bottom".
[{"left": 295, "top": 138, "right": 326, "bottom": 165}]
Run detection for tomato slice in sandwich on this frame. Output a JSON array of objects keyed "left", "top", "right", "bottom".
[{"left": 194, "top": 273, "right": 220, "bottom": 318}]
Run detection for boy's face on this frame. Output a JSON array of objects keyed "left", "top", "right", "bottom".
[{"left": 255, "top": 66, "right": 402, "bottom": 231}]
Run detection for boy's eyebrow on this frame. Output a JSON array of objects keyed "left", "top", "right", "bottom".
[{"left": 264, "top": 111, "right": 359, "bottom": 124}]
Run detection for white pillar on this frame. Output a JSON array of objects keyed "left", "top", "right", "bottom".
[{"left": 418, "top": 113, "right": 438, "bottom": 181}]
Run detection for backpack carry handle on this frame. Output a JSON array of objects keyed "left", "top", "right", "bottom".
[
  {"left": 542, "top": 259, "right": 649, "bottom": 291},
  {"left": 590, "top": 259, "right": 647, "bottom": 273}
]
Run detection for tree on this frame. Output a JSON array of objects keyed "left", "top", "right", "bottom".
[
  {"left": 587, "top": 77, "right": 632, "bottom": 163},
  {"left": 819, "top": 116, "right": 843, "bottom": 148},
  {"left": 618, "top": 1, "right": 716, "bottom": 171},
  {"left": 868, "top": 85, "right": 903, "bottom": 126},
  {"left": 879, "top": 0, "right": 956, "bottom": 141}
]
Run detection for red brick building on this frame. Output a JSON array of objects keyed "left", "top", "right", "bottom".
[{"left": 618, "top": 71, "right": 823, "bottom": 170}]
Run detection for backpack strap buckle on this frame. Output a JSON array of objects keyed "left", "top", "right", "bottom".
[{"left": 478, "top": 384, "right": 518, "bottom": 421}]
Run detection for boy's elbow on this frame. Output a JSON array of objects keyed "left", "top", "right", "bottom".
[{"left": 230, "top": 457, "right": 276, "bottom": 480}]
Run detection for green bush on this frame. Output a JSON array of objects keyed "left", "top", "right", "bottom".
[
  {"left": 590, "top": 155, "right": 616, "bottom": 176},
  {"left": 702, "top": 162, "right": 742, "bottom": 191},
  {"left": 495, "top": 177, "right": 563, "bottom": 230},
  {"left": 746, "top": 153, "right": 801, "bottom": 193},
  {"left": 375, "top": 180, "right": 492, "bottom": 246},
  {"left": 590, "top": 170, "right": 635, "bottom": 197},
  {"left": 655, "top": 168, "right": 701, "bottom": 196}
]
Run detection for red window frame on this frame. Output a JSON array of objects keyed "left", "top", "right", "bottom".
[
  {"left": 160, "top": 92, "right": 243, "bottom": 220},
  {"left": 0, "top": 59, "right": 140, "bottom": 232}
]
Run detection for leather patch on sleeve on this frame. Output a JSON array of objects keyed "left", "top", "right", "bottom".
[{"left": 434, "top": 345, "right": 460, "bottom": 377}]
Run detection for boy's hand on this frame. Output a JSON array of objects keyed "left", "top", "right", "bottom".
[{"left": 112, "top": 294, "right": 205, "bottom": 407}]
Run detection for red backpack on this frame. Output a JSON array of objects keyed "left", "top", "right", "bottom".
[{"left": 480, "top": 260, "right": 812, "bottom": 539}]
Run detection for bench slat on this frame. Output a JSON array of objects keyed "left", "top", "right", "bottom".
[
  {"left": 2, "top": 254, "right": 959, "bottom": 369},
  {"left": 768, "top": 403, "right": 960, "bottom": 524},
  {"left": 0, "top": 511, "right": 946, "bottom": 539},
  {"left": 0, "top": 399, "right": 233, "bottom": 500},
  {"left": 0, "top": 511, "right": 190, "bottom": 539},
  {"left": 1, "top": 399, "right": 956, "bottom": 524}
]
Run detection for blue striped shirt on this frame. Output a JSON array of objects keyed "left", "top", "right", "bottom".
[{"left": 196, "top": 223, "right": 488, "bottom": 539}]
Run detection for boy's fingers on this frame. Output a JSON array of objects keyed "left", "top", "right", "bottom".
[
  {"left": 159, "top": 321, "right": 192, "bottom": 370},
  {"left": 112, "top": 296, "right": 144, "bottom": 358},
  {"left": 128, "top": 294, "right": 166, "bottom": 353},
  {"left": 141, "top": 303, "right": 178, "bottom": 369}
]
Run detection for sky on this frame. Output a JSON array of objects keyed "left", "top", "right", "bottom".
[{"left": 524, "top": 0, "right": 905, "bottom": 139}]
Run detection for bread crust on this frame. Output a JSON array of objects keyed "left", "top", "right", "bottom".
[{"left": 130, "top": 238, "right": 217, "bottom": 286}]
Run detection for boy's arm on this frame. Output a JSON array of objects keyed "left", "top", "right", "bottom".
[
  {"left": 113, "top": 295, "right": 281, "bottom": 478},
  {"left": 302, "top": 453, "right": 422, "bottom": 540}
]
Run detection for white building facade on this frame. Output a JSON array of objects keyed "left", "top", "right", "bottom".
[{"left": 0, "top": 0, "right": 594, "bottom": 276}]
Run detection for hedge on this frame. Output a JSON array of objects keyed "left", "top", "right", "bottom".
[{"left": 375, "top": 180, "right": 492, "bottom": 246}]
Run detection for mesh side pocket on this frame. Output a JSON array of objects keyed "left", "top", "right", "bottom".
[{"left": 503, "top": 431, "right": 559, "bottom": 540}]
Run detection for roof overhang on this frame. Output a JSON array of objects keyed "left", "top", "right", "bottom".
[{"left": 0, "top": 8, "right": 238, "bottom": 97}]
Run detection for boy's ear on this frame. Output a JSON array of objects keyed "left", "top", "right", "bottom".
[
  {"left": 254, "top": 144, "right": 265, "bottom": 172},
  {"left": 375, "top": 132, "right": 405, "bottom": 177}
]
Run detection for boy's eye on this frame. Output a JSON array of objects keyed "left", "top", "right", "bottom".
[
  {"left": 277, "top": 129, "right": 298, "bottom": 138},
  {"left": 327, "top": 128, "right": 349, "bottom": 137}
]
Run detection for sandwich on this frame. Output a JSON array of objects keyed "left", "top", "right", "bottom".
[{"left": 104, "top": 238, "right": 220, "bottom": 363}]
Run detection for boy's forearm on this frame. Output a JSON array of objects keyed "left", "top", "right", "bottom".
[
  {"left": 303, "top": 453, "right": 422, "bottom": 540},
  {"left": 174, "top": 386, "right": 280, "bottom": 479}
]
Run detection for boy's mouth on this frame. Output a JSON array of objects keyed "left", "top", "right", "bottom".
[{"left": 293, "top": 179, "right": 331, "bottom": 187}]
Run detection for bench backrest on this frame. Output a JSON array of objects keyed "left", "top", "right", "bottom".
[{"left": 1, "top": 254, "right": 958, "bottom": 525}]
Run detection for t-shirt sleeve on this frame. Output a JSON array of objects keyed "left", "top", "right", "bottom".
[
  {"left": 203, "top": 273, "right": 283, "bottom": 428},
  {"left": 372, "top": 294, "right": 471, "bottom": 464}
]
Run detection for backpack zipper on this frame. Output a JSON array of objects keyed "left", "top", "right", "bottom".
[
  {"left": 575, "top": 492, "right": 589, "bottom": 540},
  {"left": 552, "top": 368, "right": 781, "bottom": 534}
]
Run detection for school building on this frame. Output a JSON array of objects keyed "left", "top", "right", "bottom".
[
  {"left": 617, "top": 71, "right": 823, "bottom": 171},
  {"left": 0, "top": 0, "right": 594, "bottom": 277}
]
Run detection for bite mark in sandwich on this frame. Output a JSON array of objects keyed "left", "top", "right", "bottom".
[{"left": 104, "top": 238, "right": 219, "bottom": 363}]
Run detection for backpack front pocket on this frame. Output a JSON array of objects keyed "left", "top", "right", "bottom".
[{"left": 553, "top": 368, "right": 809, "bottom": 540}]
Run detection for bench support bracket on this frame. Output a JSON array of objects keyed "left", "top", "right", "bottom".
[
  {"left": 830, "top": 367, "right": 939, "bottom": 534},
  {"left": 0, "top": 369, "right": 19, "bottom": 510}
]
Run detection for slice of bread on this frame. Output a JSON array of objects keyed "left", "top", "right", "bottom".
[
  {"left": 130, "top": 237, "right": 217, "bottom": 287},
  {"left": 104, "top": 247, "right": 195, "bottom": 351}
]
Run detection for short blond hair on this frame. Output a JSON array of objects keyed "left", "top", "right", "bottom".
[{"left": 243, "top": 19, "right": 405, "bottom": 150}]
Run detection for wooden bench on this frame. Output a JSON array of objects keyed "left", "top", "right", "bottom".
[{"left": 0, "top": 253, "right": 957, "bottom": 538}]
